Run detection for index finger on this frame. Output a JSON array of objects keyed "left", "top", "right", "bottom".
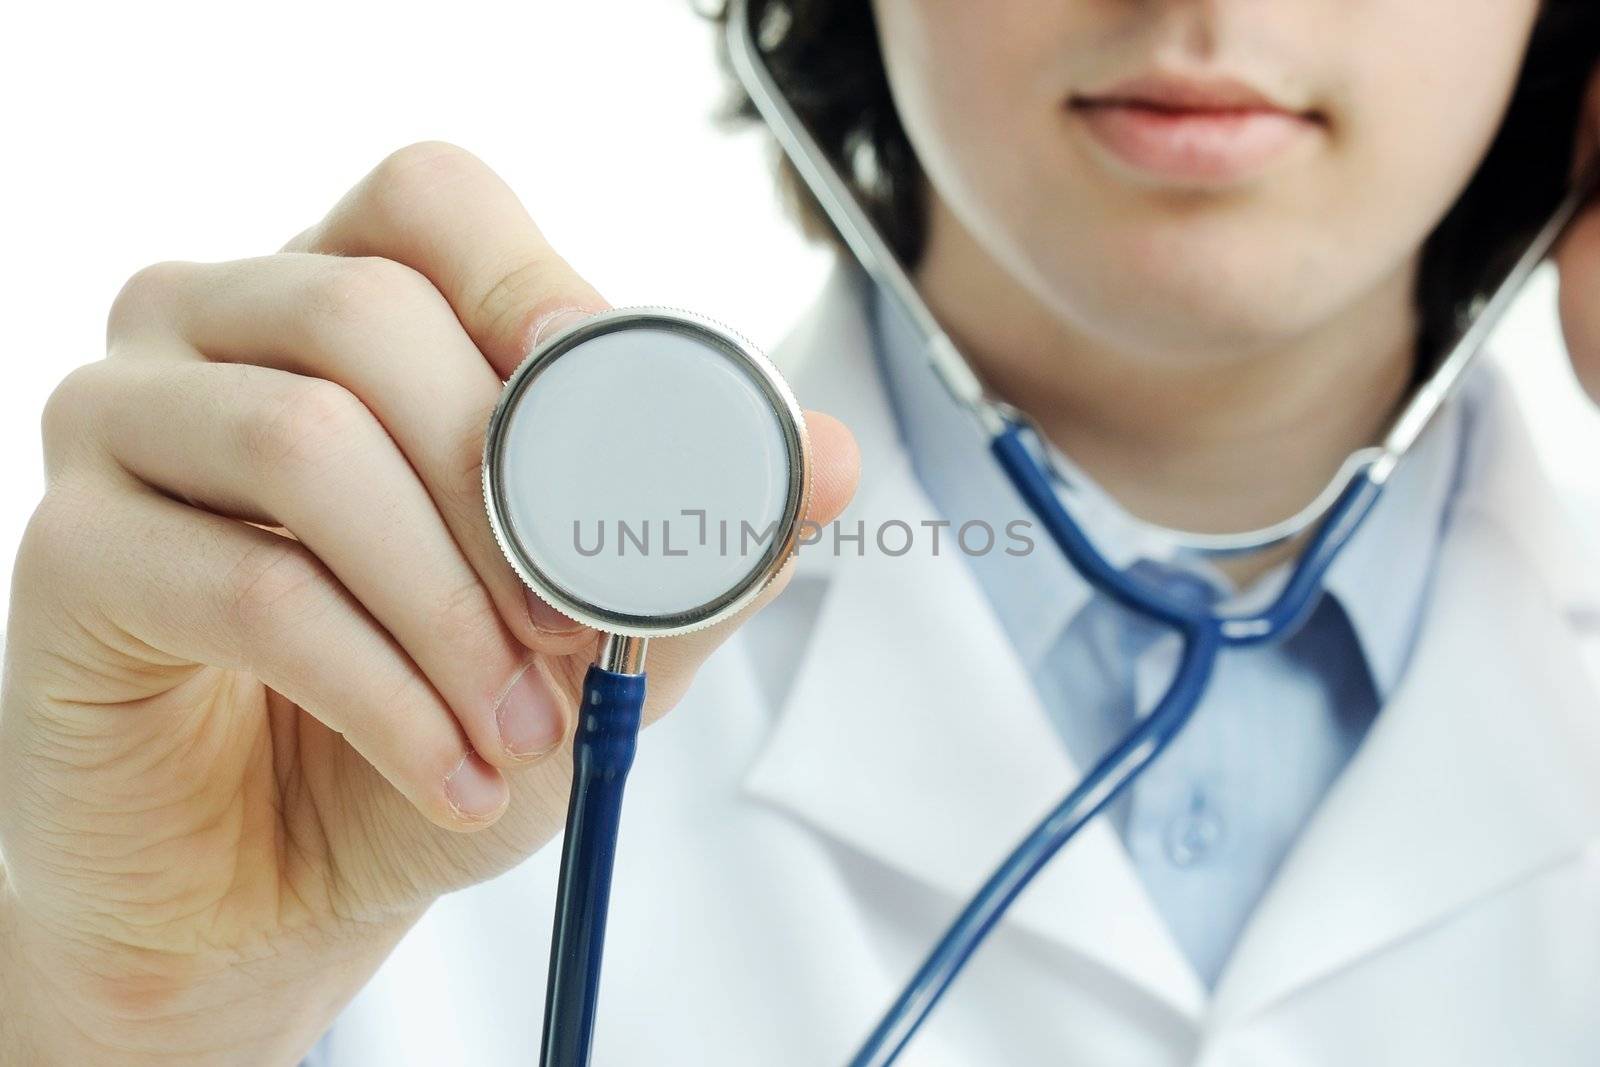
[
  {"left": 285, "top": 141, "right": 614, "bottom": 638},
  {"left": 284, "top": 141, "right": 608, "bottom": 378}
]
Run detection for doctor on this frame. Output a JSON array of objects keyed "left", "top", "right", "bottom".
[{"left": 5, "top": 0, "right": 1600, "bottom": 1063}]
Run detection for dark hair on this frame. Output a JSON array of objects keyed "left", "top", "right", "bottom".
[{"left": 707, "top": 1, "right": 1600, "bottom": 370}]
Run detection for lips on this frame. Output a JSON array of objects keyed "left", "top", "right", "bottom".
[{"left": 1068, "top": 73, "right": 1324, "bottom": 185}]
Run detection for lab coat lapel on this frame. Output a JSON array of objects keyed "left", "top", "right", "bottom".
[
  {"left": 1211, "top": 368, "right": 1600, "bottom": 1026},
  {"left": 742, "top": 264, "right": 1600, "bottom": 1030},
  {"left": 743, "top": 266, "right": 1208, "bottom": 1018}
]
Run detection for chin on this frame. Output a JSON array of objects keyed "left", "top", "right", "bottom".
[{"left": 1033, "top": 247, "right": 1335, "bottom": 362}]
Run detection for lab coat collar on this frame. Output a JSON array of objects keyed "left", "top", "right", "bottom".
[
  {"left": 1208, "top": 357, "right": 1600, "bottom": 1026},
  {"left": 744, "top": 261, "right": 1600, "bottom": 1029},
  {"left": 866, "top": 260, "right": 1463, "bottom": 702},
  {"left": 749, "top": 263, "right": 1206, "bottom": 1017}
]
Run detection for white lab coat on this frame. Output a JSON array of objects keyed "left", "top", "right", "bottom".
[{"left": 321, "top": 266, "right": 1600, "bottom": 1066}]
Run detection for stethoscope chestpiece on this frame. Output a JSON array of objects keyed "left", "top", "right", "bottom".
[
  {"left": 482, "top": 306, "right": 811, "bottom": 1067},
  {"left": 482, "top": 306, "right": 811, "bottom": 641}
]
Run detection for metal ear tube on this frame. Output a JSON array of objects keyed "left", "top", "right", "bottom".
[
  {"left": 723, "top": 0, "right": 1600, "bottom": 1062},
  {"left": 483, "top": 6, "right": 1600, "bottom": 1059}
]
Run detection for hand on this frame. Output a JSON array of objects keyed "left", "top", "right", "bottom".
[
  {"left": 1557, "top": 66, "right": 1600, "bottom": 402},
  {"left": 0, "top": 141, "right": 859, "bottom": 1065}
]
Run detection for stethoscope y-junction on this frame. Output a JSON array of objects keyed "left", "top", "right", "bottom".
[{"left": 477, "top": 4, "right": 1600, "bottom": 1062}]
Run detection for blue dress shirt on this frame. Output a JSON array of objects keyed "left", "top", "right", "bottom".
[{"left": 867, "top": 281, "right": 1466, "bottom": 987}]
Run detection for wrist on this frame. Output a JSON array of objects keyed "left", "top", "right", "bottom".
[{"left": 1, "top": 868, "right": 416, "bottom": 1066}]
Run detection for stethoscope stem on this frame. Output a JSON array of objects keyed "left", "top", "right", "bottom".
[{"left": 539, "top": 657, "right": 648, "bottom": 1067}]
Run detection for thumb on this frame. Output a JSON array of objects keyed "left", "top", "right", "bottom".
[{"left": 638, "top": 409, "right": 861, "bottom": 720}]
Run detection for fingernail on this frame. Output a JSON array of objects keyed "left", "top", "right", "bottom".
[
  {"left": 527, "top": 589, "right": 584, "bottom": 635},
  {"left": 529, "top": 305, "right": 595, "bottom": 349},
  {"left": 495, "top": 658, "right": 565, "bottom": 758},
  {"left": 445, "top": 753, "right": 506, "bottom": 822}
]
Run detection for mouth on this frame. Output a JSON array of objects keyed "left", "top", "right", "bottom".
[{"left": 1067, "top": 72, "right": 1327, "bottom": 186}]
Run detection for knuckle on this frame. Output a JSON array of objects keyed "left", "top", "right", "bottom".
[
  {"left": 426, "top": 573, "right": 501, "bottom": 654},
  {"left": 39, "top": 362, "right": 110, "bottom": 475},
  {"left": 301, "top": 255, "right": 438, "bottom": 336},
  {"left": 107, "top": 260, "right": 190, "bottom": 343},
  {"left": 362, "top": 140, "right": 486, "bottom": 222},
  {"left": 475, "top": 260, "right": 573, "bottom": 352},
  {"left": 241, "top": 377, "right": 376, "bottom": 483},
  {"left": 227, "top": 537, "right": 330, "bottom": 646}
]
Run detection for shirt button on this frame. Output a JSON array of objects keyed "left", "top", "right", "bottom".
[{"left": 1164, "top": 799, "right": 1225, "bottom": 867}]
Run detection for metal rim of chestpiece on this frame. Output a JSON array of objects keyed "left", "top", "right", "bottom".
[{"left": 482, "top": 306, "right": 813, "bottom": 640}]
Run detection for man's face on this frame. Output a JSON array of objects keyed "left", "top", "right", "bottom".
[{"left": 870, "top": 0, "right": 1543, "bottom": 365}]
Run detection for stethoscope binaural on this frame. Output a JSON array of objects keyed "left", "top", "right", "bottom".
[{"left": 482, "top": 3, "right": 1600, "bottom": 1063}]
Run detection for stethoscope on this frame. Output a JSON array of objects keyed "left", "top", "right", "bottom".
[{"left": 481, "top": 2, "right": 1600, "bottom": 1063}]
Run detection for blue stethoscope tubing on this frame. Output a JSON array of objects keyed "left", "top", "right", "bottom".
[
  {"left": 540, "top": 665, "right": 647, "bottom": 1066},
  {"left": 536, "top": 432, "right": 1383, "bottom": 1067},
  {"left": 529, "top": 2, "right": 1600, "bottom": 1060},
  {"left": 845, "top": 436, "right": 1383, "bottom": 1067}
]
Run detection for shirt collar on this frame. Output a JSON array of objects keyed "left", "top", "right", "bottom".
[
  {"left": 867, "top": 279, "right": 1466, "bottom": 700},
  {"left": 868, "top": 282, "right": 1090, "bottom": 668}
]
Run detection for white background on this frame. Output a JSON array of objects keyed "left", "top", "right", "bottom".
[
  {"left": 0, "top": 0, "right": 830, "bottom": 628},
  {"left": 1, "top": 0, "right": 1596, "bottom": 632}
]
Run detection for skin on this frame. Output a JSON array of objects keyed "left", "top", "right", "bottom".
[
  {"left": 2, "top": 3, "right": 1600, "bottom": 1062},
  {"left": 0, "top": 144, "right": 859, "bottom": 1063},
  {"left": 872, "top": 0, "right": 1600, "bottom": 544}
]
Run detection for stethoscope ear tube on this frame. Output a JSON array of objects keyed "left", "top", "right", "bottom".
[
  {"left": 535, "top": 6, "right": 1594, "bottom": 1062},
  {"left": 540, "top": 658, "right": 648, "bottom": 1067}
]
